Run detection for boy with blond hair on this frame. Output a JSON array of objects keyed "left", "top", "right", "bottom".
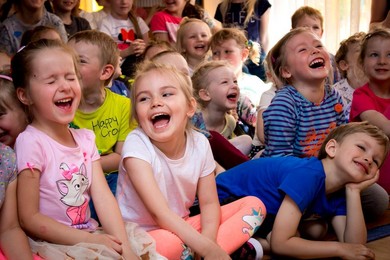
[{"left": 67, "top": 30, "right": 136, "bottom": 221}]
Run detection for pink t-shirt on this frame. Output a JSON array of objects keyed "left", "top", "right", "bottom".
[
  {"left": 350, "top": 83, "right": 390, "bottom": 192},
  {"left": 15, "top": 125, "right": 100, "bottom": 230},
  {"left": 117, "top": 128, "right": 215, "bottom": 231},
  {"left": 150, "top": 10, "right": 182, "bottom": 43}
]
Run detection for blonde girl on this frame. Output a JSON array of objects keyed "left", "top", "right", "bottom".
[
  {"left": 176, "top": 17, "right": 212, "bottom": 75},
  {"left": 11, "top": 39, "right": 141, "bottom": 259},
  {"left": 214, "top": 0, "right": 271, "bottom": 80},
  {"left": 116, "top": 61, "right": 266, "bottom": 259},
  {"left": 192, "top": 60, "right": 253, "bottom": 155},
  {"left": 350, "top": 27, "right": 390, "bottom": 194}
]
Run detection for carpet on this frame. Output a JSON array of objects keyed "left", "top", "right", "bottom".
[{"left": 367, "top": 224, "right": 390, "bottom": 242}]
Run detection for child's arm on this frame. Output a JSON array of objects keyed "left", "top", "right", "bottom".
[
  {"left": 359, "top": 110, "right": 390, "bottom": 136},
  {"left": 100, "top": 141, "right": 123, "bottom": 173},
  {"left": 197, "top": 173, "right": 221, "bottom": 242},
  {"left": 90, "top": 160, "right": 139, "bottom": 259},
  {"left": 124, "top": 157, "right": 230, "bottom": 259},
  {"left": 270, "top": 195, "right": 374, "bottom": 259},
  {"left": 332, "top": 171, "right": 380, "bottom": 244},
  {"left": 17, "top": 168, "right": 127, "bottom": 256},
  {"left": 0, "top": 179, "right": 34, "bottom": 259}
]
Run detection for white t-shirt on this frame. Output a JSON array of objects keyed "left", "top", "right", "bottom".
[
  {"left": 238, "top": 73, "right": 270, "bottom": 107},
  {"left": 99, "top": 14, "right": 149, "bottom": 44},
  {"left": 117, "top": 128, "right": 215, "bottom": 231}
]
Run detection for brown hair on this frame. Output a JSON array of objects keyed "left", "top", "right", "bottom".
[
  {"left": 359, "top": 27, "right": 390, "bottom": 67},
  {"left": 68, "top": 30, "right": 119, "bottom": 86},
  {"left": 318, "top": 122, "right": 390, "bottom": 166},
  {"left": 335, "top": 32, "right": 366, "bottom": 78},
  {"left": 291, "top": 6, "right": 324, "bottom": 30},
  {"left": 210, "top": 28, "right": 260, "bottom": 65}
]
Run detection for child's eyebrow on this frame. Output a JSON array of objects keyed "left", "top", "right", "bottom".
[{"left": 136, "top": 85, "right": 177, "bottom": 97}]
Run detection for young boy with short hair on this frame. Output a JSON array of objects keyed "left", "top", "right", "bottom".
[
  {"left": 291, "top": 5, "right": 342, "bottom": 84},
  {"left": 67, "top": 31, "right": 136, "bottom": 221},
  {"left": 216, "top": 122, "right": 389, "bottom": 259}
]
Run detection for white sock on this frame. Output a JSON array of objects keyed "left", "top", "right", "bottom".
[{"left": 248, "top": 237, "right": 263, "bottom": 260}]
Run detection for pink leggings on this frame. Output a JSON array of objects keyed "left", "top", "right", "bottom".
[
  {"left": 149, "top": 196, "right": 266, "bottom": 259},
  {"left": 0, "top": 250, "right": 42, "bottom": 260}
]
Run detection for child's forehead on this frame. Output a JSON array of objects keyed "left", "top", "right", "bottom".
[{"left": 296, "top": 14, "right": 322, "bottom": 27}]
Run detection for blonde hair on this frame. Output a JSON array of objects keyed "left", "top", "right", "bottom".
[
  {"left": 192, "top": 60, "right": 232, "bottom": 109},
  {"left": 131, "top": 61, "right": 195, "bottom": 130},
  {"left": 68, "top": 30, "right": 119, "bottom": 86},
  {"left": 318, "top": 122, "right": 390, "bottom": 167},
  {"left": 291, "top": 6, "right": 324, "bottom": 29},
  {"left": 219, "top": 0, "right": 258, "bottom": 27},
  {"left": 265, "top": 27, "right": 311, "bottom": 87},
  {"left": 210, "top": 28, "right": 260, "bottom": 65},
  {"left": 176, "top": 17, "right": 211, "bottom": 56}
]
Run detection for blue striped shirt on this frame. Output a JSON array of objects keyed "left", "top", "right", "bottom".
[{"left": 262, "top": 85, "right": 347, "bottom": 158}]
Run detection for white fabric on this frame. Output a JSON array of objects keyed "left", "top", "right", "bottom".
[{"left": 117, "top": 128, "right": 215, "bottom": 231}]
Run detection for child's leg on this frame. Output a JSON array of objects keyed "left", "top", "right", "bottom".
[
  {"left": 216, "top": 196, "right": 266, "bottom": 254},
  {"left": 148, "top": 228, "right": 192, "bottom": 259}
]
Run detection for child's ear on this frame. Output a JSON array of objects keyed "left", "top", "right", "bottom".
[
  {"left": 281, "top": 66, "right": 292, "bottom": 79},
  {"left": 186, "top": 97, "right": 197, "bottom": 118},
  {"left": 325, "top": 139, "right": 338, "bottom": 158},
  {"left": 16, "top": 88, "right": 31, "bottom": 105},
  {"left": 241, "top": 48, "right": 249, "bottom": 61},
  {"left": 198, "top": 89, "right": 211, "bottom": 102},
  {"left": 100, "top": 64, "right": 115, "bottom": 81},
  {"left": 338, "top": 60, "right": 349, "bottom": 72}
]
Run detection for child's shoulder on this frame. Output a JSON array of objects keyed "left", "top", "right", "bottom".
[{"left": 105, "top": 88, "right": 130, "bottom": 104}]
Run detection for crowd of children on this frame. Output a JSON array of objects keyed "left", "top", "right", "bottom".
[{"left": 0, "top": 1, "right": 389, "bottom": 259}]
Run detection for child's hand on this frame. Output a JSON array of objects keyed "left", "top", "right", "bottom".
[
  {"left": 346, "top": 170, "right": 380, "bottom": 192},
  {"left": 131, "top": 39, "right": 146, "bottom": 56},
  {"left": 88, "top": 233, "right": 124, "bottom": 255},
  {"left": 339, "top": 243, "right": 375, "bottom": 259},
  {"left": 203, "top": 243, "right": 231, "bottom": 260}
]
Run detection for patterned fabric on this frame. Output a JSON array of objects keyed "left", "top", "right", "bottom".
[
  {"left": 262, "top": 85, "right": 347, "bottom": 158},
  {"left": 0, "top": 143, "right": 16, "bottom": 208},
  {"left": 333, "top": 78, "right": 355, "bottom": 119}
]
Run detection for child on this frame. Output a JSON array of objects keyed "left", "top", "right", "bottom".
[
  {"left": 263, "top": 27, "right": 388, "bottom": 220},
  {"left": 51, "top": 0, "right": 91, "bottom": 38},
  {"left": 0, "top": 0, "right": 67, "bottom": 55},
  {"left": 192, "top": 60, "right": 253, "bottom": 156},
  {"left": 143, "top": 39, "right": 173, "bottom": 60},
  {"left": 214, "top": 0, "right": 272, "bottom": 81},
  {"left": 261, "top": 27, "right": 347, "bottom": 158},
  {"left": 210, "top": 28, "right": 268, "bottom": 137},
  {"left": 150, "top": 0, "right": 220, "bottom": 44},
  {"left": 0, "top": 142, "right": 39, "bottom": 260},
  {"left": 99, "top": 0, "right": 149, "bottom": 77},
  {"left": 176, "top": 17, "right": 211, "bottom": 75},
  {"left": 0, "top": 51, "right": 10, "bottom": 74},
  {"left": 67, "top": 31, "right": 136, "bottom": 207},
  {"left": 291, "top": 5, "right": 341, "bottom": 85},
  {"left": 116, "top": 61, "right": 266, "bottom": 259},
  {"left": 334, "top": 32, "right": 367, "bottom": 118},
  {"left": 0, "top": 75, "right": 28, "bottom": 148},
  {"left": 20, "top": 25, "right": 63, "bottom": 46},
  {"left": 216, "top": 121, "right": 388, "bottom": 259},
  {"left": 350, "top": 27, "right": 390, "bottom": 193},
  {"left": 210, "top": 28, "right": 268, "bottom": 108},
  {"left": 11, "top": 39, "right": 139, "bottom": 259}
]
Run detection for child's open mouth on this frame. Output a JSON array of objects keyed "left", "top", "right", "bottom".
[
  {"left": 151, "top": 113, "right": 171, "bottom": 129},
  {"left": 227, "top": 93, "right": 238, "bottom": 102},
  {"left": 309, "top": 58, "right": 325, "bottom": 69},
  {"left": 55, "top": 98, "right": 73, "bottom": 109}
]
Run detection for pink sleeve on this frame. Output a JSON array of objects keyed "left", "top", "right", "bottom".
[
  {"left": 150, "top": 11, "right": 168, "bottom": 33},
  {"left": 350, "top": 85, "right": 376, "bottom": 122}
]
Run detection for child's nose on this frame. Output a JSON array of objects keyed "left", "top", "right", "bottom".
[{"left": 151, "top": 97, "right": 163, "bottom": 107}]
